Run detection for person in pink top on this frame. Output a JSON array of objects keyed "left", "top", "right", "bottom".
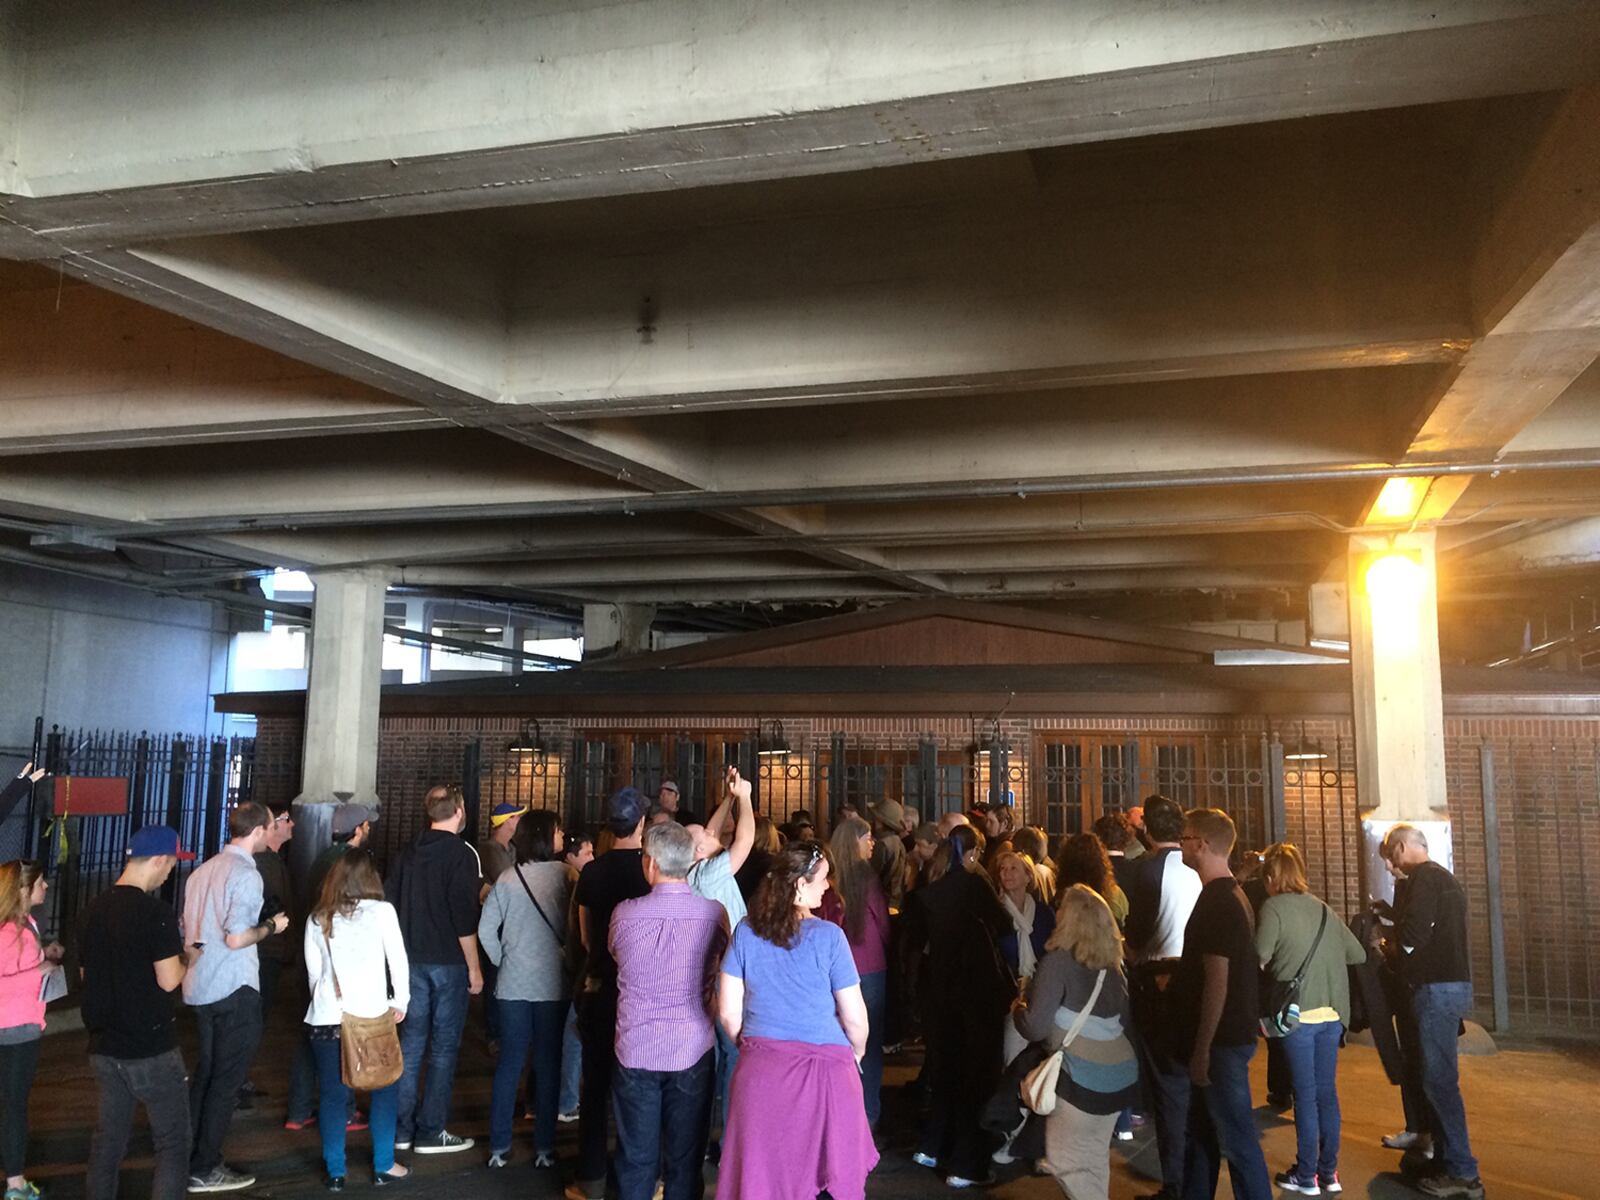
[
  {"left": 0, "top": 860, "right": 64, "bottom": 1200},
  {"left": 818, "top": 814, "right": 890, "bottom": 1129}
]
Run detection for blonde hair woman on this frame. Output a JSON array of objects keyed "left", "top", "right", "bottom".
[
  {"left": 1255, "top": 843, "right": 1366, "bottom": 1196},
  {"left": 1011, "top": 885, "right": 1140, "bottom": 1200},
  {"left": 0, "top": 862, "right": 60, "bottom": 1200}
]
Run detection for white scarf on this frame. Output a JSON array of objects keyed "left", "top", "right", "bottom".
[{"left": 1002, "top": 892, "right": 1037, "bottom": 979}]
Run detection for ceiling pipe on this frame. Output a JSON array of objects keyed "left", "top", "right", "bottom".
[{"left": 83, "top": 451, "right": 1600, "bottom": 537}]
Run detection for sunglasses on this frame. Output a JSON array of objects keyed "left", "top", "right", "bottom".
[{"left": 800, "top": 844, "right": 824, "bottom": 877}]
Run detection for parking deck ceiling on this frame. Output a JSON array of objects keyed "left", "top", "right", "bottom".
[{"left": 2, "top": 2, "right": 1600, "bottom": 637}]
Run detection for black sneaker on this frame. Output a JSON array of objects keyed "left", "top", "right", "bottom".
[
  {"left": 1274, "top": 1169, "right": 1321, "bottom": 1196},
  {"left": 187, "top": 1166, "right": 256, "bottom": 1193},
  {"left": 1417, "top": 1177, "right": 1485, "bottom": 1200},
  {"left": 413, "top": 1131, "right": 474, "bottom": 1155}
]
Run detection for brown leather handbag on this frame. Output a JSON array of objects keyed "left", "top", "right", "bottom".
[{"left": 330, "top": 954, "right": 403, "bottom": 1090}]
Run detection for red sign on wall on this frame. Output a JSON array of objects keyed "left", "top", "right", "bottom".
[{"left": 49, "top": 777, "right": 130, "bottom": 817}]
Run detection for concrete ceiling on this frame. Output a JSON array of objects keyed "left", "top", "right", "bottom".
[{"left": 3, "top": 1, "right": 1600, "bottom": 646}]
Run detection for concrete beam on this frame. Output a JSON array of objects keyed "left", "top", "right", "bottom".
[
  {"left": 1362, "top": 85, "right": 1600, "bottom": 525},
  {"left": 1446, "top": 516, "right": 1600, "bottom": 576},
  {"left": 6, "top": 2, "right": 1597, "bottom": 250},
  {"left": 0, "top": 268, "right": 439, "bottom": 454}
]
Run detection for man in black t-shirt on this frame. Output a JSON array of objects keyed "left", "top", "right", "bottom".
[
  {"left": 81, "top": 826, "right": 194, "bottom": 1200},
  {"left": 1175, "top": 808, "right": 1271, "bottom": 1200},
  {"left": 569, "top": 788, "right": 651, "bottom": 1200}
]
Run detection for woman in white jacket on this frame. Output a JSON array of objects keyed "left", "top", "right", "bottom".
[{"left": 305, "top": 849, "right": 411, "bottom": 1191}]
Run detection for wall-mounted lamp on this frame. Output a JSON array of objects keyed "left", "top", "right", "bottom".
[
  {"left": 757, "top": 719, "right": 790, "bottom": 757},
  {"left": 507, "top": 721, "right": 548, "bottom": 759}
]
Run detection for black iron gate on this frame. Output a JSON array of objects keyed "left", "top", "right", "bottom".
[{"left": 12, "top": 725, "right": 261, "bottom": 943}]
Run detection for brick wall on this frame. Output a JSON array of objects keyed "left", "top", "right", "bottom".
[{"left": 250, "top": 707, "right": 1600, "bottom": 1034}]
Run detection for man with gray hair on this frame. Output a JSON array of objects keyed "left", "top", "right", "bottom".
[
  {"left": 1380, "top": 824, "right": 1482, "bottom": 1200},
  {"left": 608, "top": 822, "right": 730, "bottom": 1200}
]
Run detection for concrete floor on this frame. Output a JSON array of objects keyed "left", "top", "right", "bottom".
[{"left": 24, "top": 1010, "right": 1596, "bottom": 1200}]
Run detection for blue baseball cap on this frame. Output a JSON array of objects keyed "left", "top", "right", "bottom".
[
  {"left": 605, "top": 787, "right": 649, "bottom": 830},
  {"left": 127, "top": 825, "right": 195, "bottom": 860},
  {"left": 490, "top": 802, "right": 528, "bottom": 827}
]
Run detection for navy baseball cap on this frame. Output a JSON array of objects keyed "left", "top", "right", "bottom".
[
  {"left": 605, "top": 787, "right": 649, "bottom": 829},
  {"left": 127, "top": 826, "right": 195, "bottom": 860}
]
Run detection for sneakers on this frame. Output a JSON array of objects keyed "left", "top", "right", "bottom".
[
  {"left": 324, "top": 1176, "right": 345, "bottom": 1192},
  {"left": 556, "top": 1110, "right": 580, "bottom": 1124},
  {"left": 1319, "top": 1174, "right": 1342, "bottom": 1194},
  {"left": 533, "top": 1152, "right": 558, "bottom": 1169},
  {"left": 412, "top": 1131, "right": 474, "bottom": 1155},
  {"left": 946, "top": 1173, "right": 994, "bottom": 1189},
  {"left": 911, "top": 1152, "right": 939, "bottom": 1169},
  {"left": 393, "top": 1141, "right": 411, "bottom": 1152},
  {"left": 1417, "top": 1177, "right": 1486, "bottom": 1200},
  {"left": 1114, "top": 1129, "right": 1135, "bottom": 1142},
  {"left": 1274, "top": 1169, "right": 1321, "bottom": 1196},
  {"left": 284, "top": 1116, "right": 316, "bottom": 1131},
  {"left": 187, "top": 1166, "right": 256, "bottom": 1193},
  {"left": 346, "top": 1111, "right": 368, "bottom": 1132},
  {"left": 487, "top": 1153, "right": 509, "bottom": 1169}
]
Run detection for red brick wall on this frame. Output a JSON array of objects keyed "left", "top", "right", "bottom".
[{"left": 250, "top": 707, "right": 1600, "bottom": 1034}]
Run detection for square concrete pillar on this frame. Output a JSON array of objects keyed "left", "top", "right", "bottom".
[
  {"left": 291, "top": 567, "right": 388, "bottom": 878},
  {"left": 1348, "top": 531, "right": 1448, "bottom": 900}
]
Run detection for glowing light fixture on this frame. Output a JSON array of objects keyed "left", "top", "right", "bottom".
[
  {"left": 1365, "top": 551, "right": 1424, "bottom": 656},
  {"left": 1283, "top": 751, "right": 1329, "bottom": 761},
  {"left": 1371, "top": 476, "right": 1434, "bottom": 524}
]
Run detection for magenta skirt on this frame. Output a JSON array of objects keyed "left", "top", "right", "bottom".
[{"left": 715, "top": 1037, "right": 878, "bottom": 1200}]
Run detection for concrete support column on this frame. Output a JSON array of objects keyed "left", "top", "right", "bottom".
[
  {"left": 583, "top": 602, "right": 654, "bottom": 661},
  {"left": 291, "top": 567, "right": 388, "bottom": 879},
  {"left": 1347, "top": 531, "right": 1451, "bottom": 902}
]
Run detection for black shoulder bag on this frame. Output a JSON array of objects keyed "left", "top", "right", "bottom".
[{"left": 1261, "top": 903, "right": 1328, "bottom": 1038}]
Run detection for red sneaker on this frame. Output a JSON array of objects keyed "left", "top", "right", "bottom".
[
  {"left": 346, "top": 1111, "right": 369, "bottom": 1132},
  {"left": 284, "top": 1117, "right": 316, "bottom": 1132}
]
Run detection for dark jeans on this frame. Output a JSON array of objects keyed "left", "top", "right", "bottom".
[
  {"left": 918, "top": 1003, "right": 1003, "bottom": 1180},
  {"left": 89, "top": 1048, "right": 191, "bottom": 1200},
  {"left": 711, "top": 1022, "right": 738, "bottom": 1139},
  {"left": 612, "top": 1051, "right": 714, "bottom": 1200},
  {"left": 1413, "top": 982, "right": 1478, "bottom": 1179},
  {"left": 559, "top": 1002, "right": 582, "bottom": 1115},
  {"left": 481, "top": 959, "right": 501, "bottom": 1042},
  {"left": 396, "top": 962, "right": 469, "bottom": 1143},
  {"left": 1281, "top": 1020, "right": 1342, "bottom": 1182},
  {"left": 1132, "top": 966, "right": 1189, "bottom": 1192},
  {"left": 491, "top": 998, "right": 565, "bottom": 1155},
  {"left": 575, "top": 984, "right": 620, "bottom": 1196},
  {"left": 0, "top": 1039, "right": 38, "bottom": 1177},
  {"left": 309, "top": 1035, "right": 399, "bottom": 1177},
  {"left": 1182, "top": 1042, "right": 1270, "bottom": 1200},
  {"left": 189, "top": 986, "right": 264, "bottom": 1174},
  {"left": 858, "top": 970, "right": 887, "bottom": 1128}
]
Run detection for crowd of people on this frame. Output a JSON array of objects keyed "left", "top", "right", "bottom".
[{"left": 0, "top": 758, "right": 1489, "bottom": 1200}]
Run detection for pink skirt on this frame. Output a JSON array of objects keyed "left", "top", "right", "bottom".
[{"left": 715, "top": 1037, "right": 878, "bottom": 1200}]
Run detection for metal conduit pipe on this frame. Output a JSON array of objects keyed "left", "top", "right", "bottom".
[{"left": 87, "top": 451, "right": 1600, "bottom": 536}]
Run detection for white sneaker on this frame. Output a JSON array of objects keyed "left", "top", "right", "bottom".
[
  {"left": 946, "top": 1173, "right": 993, "bottom": 1189},
  {"left": 911, "top": 1152, "right": 939, "bottom": 1169},
  {"left": 487, "top": 1153, "right": 508, "bottom": 1169}
]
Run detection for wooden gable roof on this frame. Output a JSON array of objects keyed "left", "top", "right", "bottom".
[{"left": 591, "top": 599, "right": 1342, "bottom": 670}]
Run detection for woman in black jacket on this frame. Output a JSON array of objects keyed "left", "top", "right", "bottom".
[{"left": 903, "top": 825, "right": 1015, "bottom": 1188}]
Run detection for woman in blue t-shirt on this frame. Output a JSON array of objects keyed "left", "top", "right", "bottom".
[{"left": 716, "top": 841, "right": 876, "bottom": 1200}]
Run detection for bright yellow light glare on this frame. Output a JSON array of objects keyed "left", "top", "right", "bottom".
[
  {"left": 1371, "top": 476, "right": 1433, "bottom": 524},
  {"left": 1365, "top": 552, "right": 1423, "bottom": 656}
]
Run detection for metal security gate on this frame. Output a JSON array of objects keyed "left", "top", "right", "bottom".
[
  {"left": 1033, "top": 731, "right": 1282, "bottom": 848},
  {"left": 14, "top": 725, "right": 262, "bottom": 943}
]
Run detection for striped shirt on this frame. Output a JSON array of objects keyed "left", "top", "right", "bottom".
[{"left": 610, "top": 882, "right": 729, "bottom": 1072}]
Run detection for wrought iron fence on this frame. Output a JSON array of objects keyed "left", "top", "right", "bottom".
[{"left": 14, "top": 725, "right": 262, "bottom": 944}]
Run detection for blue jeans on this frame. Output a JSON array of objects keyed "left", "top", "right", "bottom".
[
  {"left": 396, "top": 963, "right": 469, "bottom": 1143},
  {"left": 859, "top": 970, "right": 887, "bottom": 1128},
  {"left": 559, "top": 1003, "right": 582, "bottom": 1115},
  {"left": 611, "top": 1050, "right": 714, "bottom": 1200},
  {"left": 1182, "top": 1042, "right": 1270, "bottom": 1200},
  {"left": 1281, "top": 1021, "right": 1342, "bottom": 1182},
  {"left": 712, "top": 1022, "right": 739, "bottom": 1139},
  {"left": 1413, "top": 982, "right": 1478, "bottom": 1179},
  {"left": 491, "top": 998, "right": 565, "bottom": 1155},
  {"left": 309, "top": 1036, "right": 399, "bottom": 1178}
]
